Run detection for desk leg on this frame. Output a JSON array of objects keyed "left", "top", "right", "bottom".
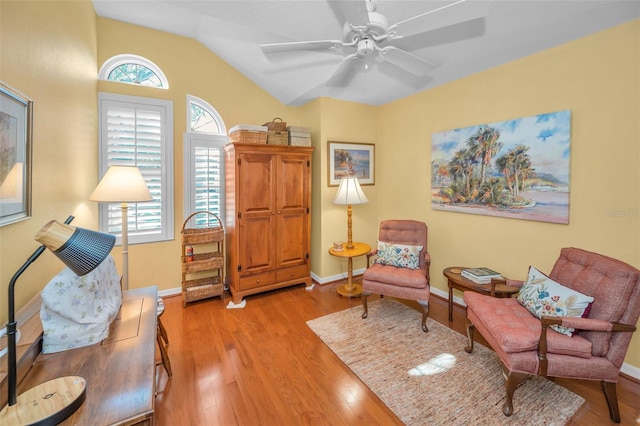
[
  {"left": 448, "top": 281, "right": 453, "bottom": 322},
  {"left": 337, "top": 257, "right": 362, "bottom": 298}
]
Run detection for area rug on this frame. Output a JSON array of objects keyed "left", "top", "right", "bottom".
[{"left": 307, "top": 298, "right": 585, "bottom": 425}]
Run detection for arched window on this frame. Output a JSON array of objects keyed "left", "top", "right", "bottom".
[
  {"left": 99, "top": 54, "right": 169, "bottom": 89},
  {"left": 187, "top": 95, "right": 225, "bottom": 135},
  {"left": 184, "top": 95, "right": 228, "bottom": 227}
]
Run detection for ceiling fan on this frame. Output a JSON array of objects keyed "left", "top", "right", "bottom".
[{"left": 260, "top": 0, "right": 487, "bottom": 86}]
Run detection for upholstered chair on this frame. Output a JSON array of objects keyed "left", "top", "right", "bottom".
[
  {"left": 361, "top": 220, "right": 431, "bottom": 332},
  {"left": 464, "top": 247, "right": 640, "bottom": 423}
]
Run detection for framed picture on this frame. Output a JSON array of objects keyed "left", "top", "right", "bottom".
[
  {"left": 0, "top": 82, "right": 33, "bottom": 227},
  {"left": 328, "top": 141, "right": 375, "bottom": 186},
  {"left": 431, "top": 110, "right": 571, "bottom": 224}
]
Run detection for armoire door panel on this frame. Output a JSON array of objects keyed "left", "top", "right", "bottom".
[
  {"left": 276, "top": 212, "right": 307, "bottom": 267},
  {"left": 239, "top": 215, "right": 276, "bottom": 274},
  {"left": 238, "top": 153, "right": 275, "bottom": 213},
  {"left": 277, "top": 155, "right": 307, "bottom": 210}
]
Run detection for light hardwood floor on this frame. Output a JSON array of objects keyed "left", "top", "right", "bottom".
[{"left": 154, "top": 281, "right": 640, "bottom": 425}]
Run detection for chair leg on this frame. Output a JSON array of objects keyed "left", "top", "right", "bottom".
[
  {"left": 503, "top": 370, "right": 529, "bottom": 416},
  {"left": 464, "top": 321, "right": 475, "bottom": 353},
  {"left": 361, "top": 290, "right": 372, "bottom": 319},
  {"left": 158, "top": 315, "right": 169, "bottom": 346},
  {"left": 417, "top": 299, "right": 429, "bottom": 332},
  {"left": 601, "top": 381, "right": 621, "bottom": 423},
  {"left": 156, "top": 330, "right": 173, "bottom": 377}
]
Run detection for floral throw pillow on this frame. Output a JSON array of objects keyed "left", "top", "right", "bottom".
[
  {"left": 373, "top": 241, "right": 422, "bottom": 270},
  {"left": 516, "top": 266, "right": 594, "bottom": 336}
]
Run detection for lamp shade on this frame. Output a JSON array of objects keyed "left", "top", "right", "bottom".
[
  {"left": 332, "top": 176, "right": 368, "bottom": 205},
  {"left": 89, "top": 165, "right": 152, "bottom": 203},
  {"left": 35, "top": 220, "right": 115, "bottom": 276}
]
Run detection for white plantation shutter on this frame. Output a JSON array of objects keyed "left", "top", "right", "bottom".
[
  {"left": 98, "top": 93, "right": 174, "bottom": 244},
  {"left": 183, "top": 134, "right": 226, "bottom": 228}
]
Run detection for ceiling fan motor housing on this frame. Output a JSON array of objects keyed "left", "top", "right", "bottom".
[
  {"left": 367, "top": 12, "right": 389, "bottom": 37},
  {"left": 357, "top": 39, "right": 376, "bottom": 56}
]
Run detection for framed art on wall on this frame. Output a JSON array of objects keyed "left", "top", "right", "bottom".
[
  {"left": 431, "top": 110, "right": 571, "bottom": 224},
  {"left": 328, "top": 141, "right": 375, "bottom": 186},
  {"left": 0, "top": 82, "right": 33, "bottom": 227}
]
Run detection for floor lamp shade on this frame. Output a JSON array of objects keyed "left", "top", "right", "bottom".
[
  {"left": 89, "top": 165, "right": 152, "bottom": 291},
  {"left": 332, "top": 177, "right": 368, "bottom": 249},
  {"left": 1, "top": 216, "right": 114, "bottom": 425},
  {"left": 89, "top": 166, "right": 153, "bottom": 203}
]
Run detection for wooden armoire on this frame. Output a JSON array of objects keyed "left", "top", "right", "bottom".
[{"left": 224, "top": 142, "right": 313, "bottom": 305}]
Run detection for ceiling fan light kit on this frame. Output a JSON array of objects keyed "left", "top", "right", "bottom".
[{"left": 261, "top": 0, "right": 483, "bottom": 87}]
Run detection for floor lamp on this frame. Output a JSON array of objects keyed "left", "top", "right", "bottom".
[
  {"left": 0, "top": 216, "right": 115, "bottom": 425},
  {"left": 89, "top": 166, "right": 152, "bottom": 290},
  {"left": 332, "top": 176, "right": 368, "bottom": 250}
]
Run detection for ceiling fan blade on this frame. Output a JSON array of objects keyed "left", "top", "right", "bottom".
[
  {"left": 389, "top": 0, "right": 489, "bottom": 38},
  {"left": 392, "top": 17, "right": 486, "bottom": 52},
  {"left": 261, "top": 40, "right": 344, "bottom": 54},
  {"left": 326, "top": 54, "right": 362, "bottom": 87},
  {"left": 378, "top": 47, "right": 435, "bottom": 77},
  {"left": 327, "top": 0, "right": 371, "bottom": 28}
]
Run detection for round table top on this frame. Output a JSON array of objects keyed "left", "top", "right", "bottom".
[{"left": 328, "top": 242, "right": 371, "bottom": 258}]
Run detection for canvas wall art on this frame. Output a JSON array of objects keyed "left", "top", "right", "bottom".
[{"left": 431, "top": 110, "right": 570, "bottom": 224}]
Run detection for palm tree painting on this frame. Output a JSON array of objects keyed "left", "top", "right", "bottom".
[{"left": 431, "top": 110, "right": 570, "bottom": 224}]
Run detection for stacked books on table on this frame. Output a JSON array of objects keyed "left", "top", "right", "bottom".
[{"left": 461, "top": 267, "right": 501, "bottom": 284}]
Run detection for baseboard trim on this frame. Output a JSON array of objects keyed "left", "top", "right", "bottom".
[
  {"left": 621, "top": 362, "right": 640, "bottom": 382},
  {"left": 310, "top": 268, "right": 366, "bottom": 285},
  {"left": 159, "top": 287, "right": 181, "bottom": 297}
]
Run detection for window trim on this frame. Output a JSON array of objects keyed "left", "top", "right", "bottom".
[
  {"left": 99, "top": 54, "right": 169, "bottom": 89},
  {"left": 98, "top": 92, "right": 174, "bottom": 245}
]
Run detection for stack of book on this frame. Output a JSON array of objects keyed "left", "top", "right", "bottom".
[{"left": 461, "top": 267, "right": 501, "bottom": 284}]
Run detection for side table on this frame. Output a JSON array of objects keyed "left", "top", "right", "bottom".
[
  {"left": 329, "top": 242, "right": 371, "bottom": 298},
  {"left": 443, "top": 266, "right": 520, "bottom": 322}
]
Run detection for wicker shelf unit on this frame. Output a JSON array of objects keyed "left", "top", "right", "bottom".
[{"left": 181, "top": 211, "right": 224, "bottom": 307}]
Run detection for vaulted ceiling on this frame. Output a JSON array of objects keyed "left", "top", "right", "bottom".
[{"left": 92, "top": 0, "right": 640, "bottom": 106}]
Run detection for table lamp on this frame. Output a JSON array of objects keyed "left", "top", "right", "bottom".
[
  {"left": 89, "top": 165, "right": 152, "bottom": 290},
  {"left": 332, "top": 176, "right": 368, "bottom": 249},
  {"left": 0, "top": 216, "right": 115, "bottom": 425}
]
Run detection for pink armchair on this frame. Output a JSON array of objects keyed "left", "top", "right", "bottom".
[
  {"left": 361, "top": 220, "right": 431, "bottom": 332},
  {"left": 464, "top": 247, "right": 640, "bottom": 422}
]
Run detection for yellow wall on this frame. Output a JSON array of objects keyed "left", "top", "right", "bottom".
[
  {"left": 376, "top": 20, "right": 640, "bottom": 367},
  {"left": 1, "top": 1, "right": 638, "bottom": 371},
  {"left": 314, "top": 97, "right": 378, "bottom": 278},
  {"left": 0, "top": 0, "right": 98, "bottom": 320}
]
